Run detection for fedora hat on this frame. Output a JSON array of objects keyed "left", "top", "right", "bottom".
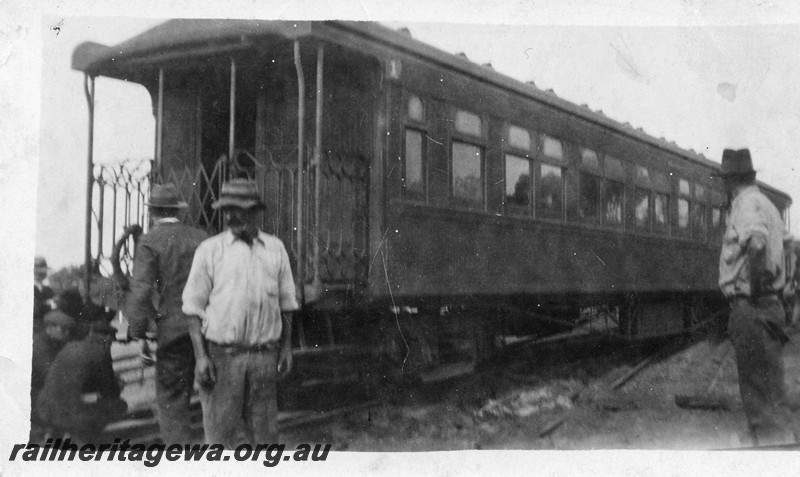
[
  {"left": 34, "top": 256, "right": 50, "bottom": 270},
  {"left": 212, "top": 178, "right": 266, "bottom": 210},
  {"left": 145, "top": 183, "right": 188, "bottom": 209},
  {"left": 718, "top": 148, "right": 756, "bottom": 176}
]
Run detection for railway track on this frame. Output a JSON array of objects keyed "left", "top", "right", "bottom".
[{"left": 104, "top": 314, "right": 716, "bottom": 446}]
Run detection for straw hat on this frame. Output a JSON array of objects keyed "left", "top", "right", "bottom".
[{"left": 211, "top": 179, "right": 266, "bottom": 210}]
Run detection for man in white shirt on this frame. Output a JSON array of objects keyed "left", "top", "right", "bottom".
[
  {"left": 718, "top": 148, "right": 797, "bottom": 446},
  {"left": 182, "top": 179, "right": 298, "bottom": 447}
]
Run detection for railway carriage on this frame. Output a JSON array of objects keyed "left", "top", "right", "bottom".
[{"left": 73, "top": 20, "right": 792, "bottom": 379}]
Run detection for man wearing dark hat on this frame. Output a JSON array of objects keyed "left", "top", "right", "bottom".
[
  {"left": 33, "top": 256, "right": 54, "bottom": 334},
  {"left": 29, "top": 309, "right": 77, "bottom": 442},
  {"left": 31, "top": 310, "right": 77, "bottom": 398},
  {"left": 717, "top": 148, "right": 798, "bottom": 446},
  {"left": 182, "top": 178, "right": 298, "bottom": 448},
  {"left": 35, "top": 316, "right": 127, "bottom": 444},
  {"left": 126, "top": 183, "right": 207, "bottom": 444}
]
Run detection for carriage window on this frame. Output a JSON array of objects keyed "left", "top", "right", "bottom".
[
  {"left": 694, "top": 183, "right": 705, "bottom": 200},
  {"left": 634, "top": 187, "right": 650, "bottom": 230},
  {"left": 579, "top": 172, "right": 601, "bottom": 222},
  {"left": 604, "top": 180, "right": 624, "bottom": 226},
  {"left": 692, "top": 203, "right": 706, "bottom": 240},
  {"left": 404, "top": 129, "right": 424, "bottom": 196},
  {"left": 542, "top": 135, "right": 564, "bottom": 162},
  {"left": 679, "top": 179, "right": 690, "bottom": 196},
  {"left": 454, "top": 110, "right": 482, "bottom": 137},
  {"left": 711, "top": 208, "right": 722, "bottom": 228},
  {"left": 581, "top": 149, "right": 600, "bottom": 169},
  {"left": 678, "top": 198, "right": 690, "bottom": 231},
  {"left": 652, "top": 171, "right": 670, "bottom": 192},
  {"left": 635, "top": 166, "right": 650, "bottom": 184},
  {"left": 605, "top": 156, "right": 625, "bottom": 181},
  {"left": 508, "top": 125, "right": 531, "bottom": 151},
  {"left": 408, "top": 95, "right": 424, "bottom": 122},
  {"left": 538, "top": 163, "right": 563, "bottom": 219},
  {"left": 654, "top": 193, "right": 669, "bottom": 234},
  {"left": 452, "top": 141, "right": 483, "bottom": 204},
  {"left": 710, "top": 207, "right": 725, "bottom": 242},
  {"left": 505, "top": 155, "right": 531, "bottom": 212}
]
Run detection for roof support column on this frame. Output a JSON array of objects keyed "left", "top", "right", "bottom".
[
  {"left": 294, "top": 41, "right": 306, "bottom": 306},
  {"left": 228, "top": 58, "right": 237, "bottom": 165},
  {"left": 83, "top": 73, "right": 95, "bottom": 300},
  {"left": 309, "top": 45, "right": 324, "bottom": 302},
  {"left": 155, "top": 67, "right": 164, "bottom": 176}
]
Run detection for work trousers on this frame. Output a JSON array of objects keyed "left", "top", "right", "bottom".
[
  {"left": 728, "top": 296, "right": 797, "bottom": 445},
  {"left": 199, "top": 342, "right": 279, "bottom": 448},
  {"left": 155, "top": 336, "right": 197, "bottom": 444}
]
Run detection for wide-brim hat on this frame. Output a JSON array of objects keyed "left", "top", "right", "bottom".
[
  {"left": 145, "top": 183, "right": 188, "bottom": 209},
  {"left": 717, "top": 148, "right": 756, "bottom": 177},
  {"left": 212, "top": 178, "right": 266, "bottom": 210}
]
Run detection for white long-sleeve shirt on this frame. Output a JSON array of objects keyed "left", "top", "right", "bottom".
[
  {"left": 182, "top": 229, "right": 299, "bottom": 346},
  {"left": 719, "top": 185, "right": 787, "bottom": 298}
]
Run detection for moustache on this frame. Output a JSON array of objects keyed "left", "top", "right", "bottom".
[{"left": 227, "top": 216, "right": 245, "bottom": 227}]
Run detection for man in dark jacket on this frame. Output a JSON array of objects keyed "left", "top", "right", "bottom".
[
  {"left": 30, "top": 309, "right": 76, "bottom": 443},
  {"left": 126, "top": 183, "right": 207, "bottom": 444},
  {"left": 36, "top": 317, "right": 127, "bottom": 444},
  {"left": 31, "top": 310, "right": 76, "bottom": 399}
]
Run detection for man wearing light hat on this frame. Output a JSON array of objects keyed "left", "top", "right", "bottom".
[
  {"left": 717, "top": 148, "right": 798, "bottom": 445},
  {"left": 33, "top": 256, "right": 54, "bottom": 334},
  {"left": 183, "top": 178, "right": 298, "bottom": 447},
  {"left": 126, "top": 183, "right": 208, "bottom": 444}
]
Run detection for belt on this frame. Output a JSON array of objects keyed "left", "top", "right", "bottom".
[{"left": 207, "top": 340, "right": 279, "bottom": 354}]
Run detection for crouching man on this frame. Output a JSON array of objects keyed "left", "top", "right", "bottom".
[{"left": 35, "top": 314, "right": 127, "bottom": 444}]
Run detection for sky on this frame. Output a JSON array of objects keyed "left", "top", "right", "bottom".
[
  {"left": 5, "top": 1, "right": 800, "bottom": 473},
  {"left": 24, "top": 4, "right": 800, "bottom": 272}
]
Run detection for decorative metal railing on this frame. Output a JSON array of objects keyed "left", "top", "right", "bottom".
[
  {"left": 90, "top": 158, "right": 151, "bottom": 279},
  {"left": 88, "top": 144, "right": 369, "bottom": 305}
]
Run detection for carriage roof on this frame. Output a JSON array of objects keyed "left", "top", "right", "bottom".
[{"left": 71, "top": 19, "right": 791, "bottom": 204}]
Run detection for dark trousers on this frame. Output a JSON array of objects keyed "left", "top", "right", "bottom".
[
  {"left": 35, "top": 399, "right": 127, "bottom": 445},
  {"left": 728, "top": 296, "right": 797, "bottom": 445},
  {"left": 156, "top": 336, "right": 197, "bottom": 444},
  {"left": 199, "top": 342, "right": 279, "bottom": 448}
]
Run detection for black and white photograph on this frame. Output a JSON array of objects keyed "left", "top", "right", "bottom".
[{"left": 3, "top": 0, "right": 800, "bottom": 475}]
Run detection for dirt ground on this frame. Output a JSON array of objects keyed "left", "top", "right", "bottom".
[{"left": 285, "top": 328, "right": 800, "bottom": 451}]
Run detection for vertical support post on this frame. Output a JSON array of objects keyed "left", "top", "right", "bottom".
[
  {"left": 314, "top": 45, "right": 334, "bottom": 344},
  {"left": 294, "top": 41, "right": 306, "bottom": 306},
  {"left": 156, "top": 67, "right": 164, "bottom": 175},
  {"left": 229, "top": 57, "right": 236, "bottom": 166},
  {"left": 311, "top": 45, "right": 324, "bottom": 299},
  {"left": 97, "top": 174, "right": 104, "bottom": 264},
  {"left": 83, "top": 74, "right": 95, "bottom": 301}
]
